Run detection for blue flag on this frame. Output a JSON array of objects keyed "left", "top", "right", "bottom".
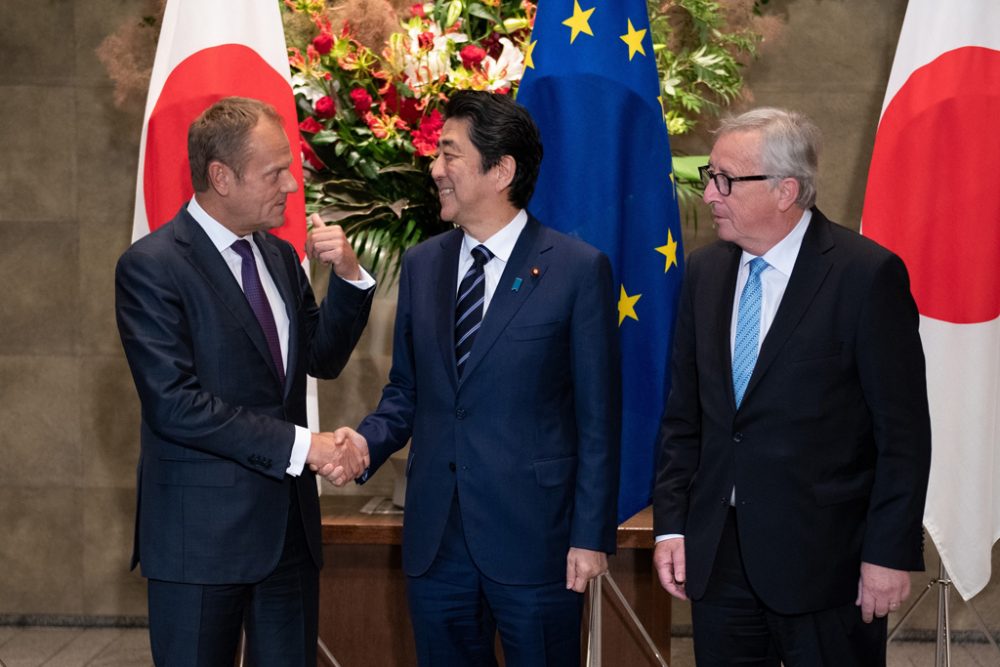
[{"left": 517, "top": 0, "right": 684, "bottom": 524}]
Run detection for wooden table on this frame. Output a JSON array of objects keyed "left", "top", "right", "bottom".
[{"left": 318, "top": 496, "right": 670, "bottom": 665}]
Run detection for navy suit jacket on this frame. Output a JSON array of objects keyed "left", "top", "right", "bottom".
[
  {"left": 358, "top": 216, "right": 621, "bottom": 585},
  {"left": 115, "top": 206, "right": 373, "bottom": 584},
  {"left": 653, "top": 209, "right": 931, "bottom": 614}
]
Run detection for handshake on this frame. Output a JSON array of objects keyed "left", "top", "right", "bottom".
[{"left": 306, "top": 427, "right": 370, "bottom": 487}]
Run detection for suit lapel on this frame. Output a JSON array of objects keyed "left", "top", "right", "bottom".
[
  {"left": 174, "top": 211, "right": 285, "bottom": 388},
  {"left": 435, "top": 230, "right": 464, "bottom": 391},
  {"left": 713, "top": 246, "right": 742, "bottom": 409},
  {"left": 742, "top": 213, "right": 834, "bottom": 404},
  {"left": 459, "top": 217, "right": 547, "bottom": 384}
]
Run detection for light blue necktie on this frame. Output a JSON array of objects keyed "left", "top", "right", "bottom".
[{"left": 732, "top": 257, "right": 768, "bottom": 407}]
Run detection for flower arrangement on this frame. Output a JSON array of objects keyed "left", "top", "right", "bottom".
[{"left": 282, "top": 0, "right": 535, "bottom": 278}]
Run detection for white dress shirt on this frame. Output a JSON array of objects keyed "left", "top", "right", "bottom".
[{"left": 455, "top": 209, "right": 528, "bottom": 312}]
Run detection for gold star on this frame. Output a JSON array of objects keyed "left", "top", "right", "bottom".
[
  {"left": 618, "top": 285, "right": 641, "bottom": 325},
  {"left": 524, "top": 39, "right": 537, "bottom": 69},
  {"left": 619, "top": 19, "right": 647, "bottom": 60},
  {"left": 562, "top": 1, "right": 596, "bottom": 44},
  {"left": 655, "top": 229, "right": 679, "bottom": 272}
]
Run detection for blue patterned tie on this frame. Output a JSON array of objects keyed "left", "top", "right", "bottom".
[
  {"left": 732, "top": 257, "right": 768, "bottom": 407},
  {"left": 455, "top": 244, "right": 493, "bottom": 377},
  {"left": 231, "top": 240, "right": 285, "bottom": 385}
]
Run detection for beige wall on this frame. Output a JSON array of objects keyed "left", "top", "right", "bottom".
[{"left": 0, "top": 0, "right": 996, "bottom": 640}]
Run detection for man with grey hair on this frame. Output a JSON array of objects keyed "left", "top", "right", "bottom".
[{"left": 652, "top": 107, "right": 931, "bottom": 665}]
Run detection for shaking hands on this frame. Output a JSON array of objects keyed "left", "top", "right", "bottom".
[{"left": 307, "top": 427, "right": 370, "bottom": 487}]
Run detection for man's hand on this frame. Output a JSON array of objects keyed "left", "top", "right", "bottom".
[
  {"left": 856, "top": 562, "right": 911, "bottom": 623},
  {"left": 566, "top": 548, "right": 608, "bottom": 593},
  {"left": 653, "top": 537, "right": 689, "bottom": 600},
  {"left": 306, "top": 214, "right": 361, "bottom": 281},
  {"left": 306, "top": 429, "right": 369, "bottom": 486}
]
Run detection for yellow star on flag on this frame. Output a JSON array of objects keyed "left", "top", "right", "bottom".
[
  {"left": 620, "top": 19, "right": 647, "bottom": 60},
  {"left": 562, "top": 1, "right": 596, "bottom": 44},
  {"left": 524, "top": 39, "right": 537, "bottom": 69},
  {"left": 618, "top": 285, "right": 641, "bottom": 325},
  {"left": 655, "top": 229, "right": 679, "bottom": 272}
]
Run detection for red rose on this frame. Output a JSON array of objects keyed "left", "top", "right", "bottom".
[
  {"left": 460, "top": 44, "right": 487, "bottom": 70},
  {"left": 411, "top": 109, "right": 444, "bottom": 157},
  {"left": 417, "top": 31, "right": 435, "bottom": 50},
  {"left": 349, "top": 88, "right": 373, "bottom": 116},
  {"left": 410, "top": 3, "right": 426, "bottom": 18},
  {"left": 312, "top": 33, "right": 334, "bottom": 55},
  {"left": 299, "top": 116, "right": 323, "bottom": 133},
  {"left": 314, "top": 95, "right": 337, "bottom": 119}
]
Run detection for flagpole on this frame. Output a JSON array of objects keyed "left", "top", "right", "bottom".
[
  {"left": 888, "top": 561, "right": 1000, "bottom": 665},
  {"left": 585, "top": 573, "right": 669, "bottom": 667}
]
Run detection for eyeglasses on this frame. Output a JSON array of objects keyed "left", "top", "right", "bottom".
[{"left": 699, "top": 166, "right": 775, "bottom": 197}]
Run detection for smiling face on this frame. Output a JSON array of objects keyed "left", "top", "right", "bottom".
[
  {"left": 704, "top": 130, "right": 791, "bottom": 256},
  {"left": 218, "top": 118, "right": 299, "bottom": 236},
  {"left": 430, "top": 117, "right": 508, "bottom": 234}
]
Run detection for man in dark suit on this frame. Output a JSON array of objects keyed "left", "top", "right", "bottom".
[
  {"left": 326, "top": 91, "right": 621, "bottom": 666},
  {"left": 115, "top": 96, "right": 374, "bottom": 666},
  {"left": 652, "top": 108, "right": 931, "bottom": 666}
]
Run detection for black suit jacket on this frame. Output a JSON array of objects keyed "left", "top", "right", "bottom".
[
  {"left": 653, "top": 209, "right": 931, "bottom": 614},
  {"left": 357, "top": 217, "right": 622, "bottom": 584},
  {"left": 115, "top": 206, "right": 373, "bottom": 584}
]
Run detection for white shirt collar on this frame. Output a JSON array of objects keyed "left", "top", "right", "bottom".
[
  {"left": 463, "top": 209, "right": 528, "bottom": 262},
  {"left": 741, "top": 209, "right": 812, "bottom": 277},
  {"left": 187, "top": 195, "right": 246, "bottom": 252}
]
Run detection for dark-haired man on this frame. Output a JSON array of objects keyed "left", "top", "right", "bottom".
[
  {"left": 116, "top": 96, "right": 374, "bottom": 665},
  {"left": 329, "top": 90, "right": 622, "bottom": 665}
]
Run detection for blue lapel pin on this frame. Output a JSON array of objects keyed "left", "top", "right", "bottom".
[{"left": 512, "top": 277, "right": 523, "bottom": 292}]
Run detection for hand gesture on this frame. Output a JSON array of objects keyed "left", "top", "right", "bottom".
[{"left": 306, "top": 214, "right": 362, "bottom": 281}]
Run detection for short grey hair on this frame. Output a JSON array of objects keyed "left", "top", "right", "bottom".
[{"left": 716, "top": 107, "right": 821, "bottom": 209}]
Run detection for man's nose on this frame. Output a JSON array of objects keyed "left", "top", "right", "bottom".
[{"left": 281, "top": 169, "right": 299, "bottom": 193}]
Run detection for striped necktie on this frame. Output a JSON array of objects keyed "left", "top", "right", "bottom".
[
  {"left": 732, "top": 257, "right": 768, "bottom": 407},
  {"left": 455, "top": 244, "right": 493, "bottom": 377}
]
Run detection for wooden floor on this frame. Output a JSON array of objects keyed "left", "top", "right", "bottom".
[{"left": 1, "top": 627, "right": 998, "bottom": 666}]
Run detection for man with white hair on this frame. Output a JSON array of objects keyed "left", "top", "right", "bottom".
[{"left": 653, "top": 107, "right": 931, "bottom": 666}]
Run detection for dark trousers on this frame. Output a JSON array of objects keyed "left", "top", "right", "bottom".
[
  {"left": 147, "top": 490, "right": 318, "bottom": 666},
  {"left": 691, "top": 509, "right": 886, "bottom": 667},
  {"left": 407, "top": 493, "right": 584, "bottom": 667}
]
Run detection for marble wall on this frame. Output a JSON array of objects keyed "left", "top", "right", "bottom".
[{"left": 0, "top": 0, "right": 996, "bottom": 640}]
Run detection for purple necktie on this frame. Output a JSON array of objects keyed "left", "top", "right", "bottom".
[{"left": 231, "top": 240, "right": 285, "bottom": 385}]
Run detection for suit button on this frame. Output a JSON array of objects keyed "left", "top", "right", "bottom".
[
  {"left": 733, "top": 432, "right": 744, "bottom": 443},
  {"left": 449, "top": 462, "right": 456, "bottom": 472},
  {"left": 456, "top": 408, "right": 467, "bottom": 419}
]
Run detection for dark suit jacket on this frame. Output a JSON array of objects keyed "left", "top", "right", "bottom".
[
  {"left": 358, "top": 216, "right": 621, "bottom": 585},
  {"left": 653, "top": 209, "right": 931, "bottom": 614},
  {"left": 115, "top": 206, "right": 373, "bottom": 584}
]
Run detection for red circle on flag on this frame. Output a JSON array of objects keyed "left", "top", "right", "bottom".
[
  {"left": 863, "top": 46, "right": 1000, "bottom": 324},
  {"left": 143, "top": 44, "right": 306, "bottom": 258}
]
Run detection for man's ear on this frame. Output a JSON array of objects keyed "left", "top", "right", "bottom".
[
  {"left": 493, "top": 155, "right": 516, "bottom": 193},
  {"left": 775, "top": 177, "right": 800, "bottom": 212},
  {"left": 207, "top": 161, "right": 233, "bottom": 197}
]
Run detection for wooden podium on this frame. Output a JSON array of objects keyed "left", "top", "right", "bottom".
[{"left": 318, "top": 495, "right": 670, "bottom": 665}]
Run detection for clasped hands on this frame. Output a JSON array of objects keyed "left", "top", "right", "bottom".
[{"left": 307, "top": 427, "right": 370, "bottom": 487}]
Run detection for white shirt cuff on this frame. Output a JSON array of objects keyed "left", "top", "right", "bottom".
[
  {"left": 343, "top": 266, "right": 376, "bottom": 290},
  {"left": 655, "top": 534, "right": 684, "bottom": 543},
  {"left": 286, "top": 426, "right": 311, "bottom": 476}
]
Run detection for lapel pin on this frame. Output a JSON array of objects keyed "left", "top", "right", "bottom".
[
  {"left": 530, "top": 267, "right": 541, "bottom": 278},
  {"left": 512, "top": 277, "right": 523, "bottom": 292}
]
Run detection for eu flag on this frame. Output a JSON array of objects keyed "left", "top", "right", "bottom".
[{"left": 517, "top": 0, "right": 684, "bottom": 524}]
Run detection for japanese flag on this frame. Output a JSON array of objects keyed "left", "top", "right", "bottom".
[
  {"left": 132, "top": 0, "right": 306, "bottom": 259},
  {"left": 862, "top": 0, "right": 1000, "bottom": 600}
]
